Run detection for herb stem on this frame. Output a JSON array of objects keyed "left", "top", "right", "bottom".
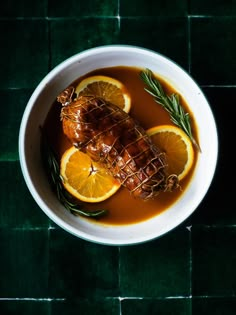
[
  {"left": 140, "top": 69, "right": 201, "bottom": 151},
  {"left": 41, "top": 129, "right": 108, "bottom": 219}
]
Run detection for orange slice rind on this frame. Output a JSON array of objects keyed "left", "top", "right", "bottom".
[
  {"left": 60, "top": 147, "right": 121, "bottom": 203},
  {"left": 147, "top": 124, "right": 194, "bottom": 180},
  {"left": 75, "top": 75, "right": 131, "bottom": 113}
]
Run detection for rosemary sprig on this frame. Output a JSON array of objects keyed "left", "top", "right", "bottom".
[
  {"left": 140, "top": 68, "right": 200, "bottom": 151},
  {"left": 41, "top": 130, "right": 108, "bottom": 219}
]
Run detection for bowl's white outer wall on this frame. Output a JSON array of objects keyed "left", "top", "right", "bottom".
[{"left": 19, "top": 45, "right": 218, "bottom": 245}]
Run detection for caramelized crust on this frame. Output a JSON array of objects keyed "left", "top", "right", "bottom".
[{"left": 60, "top": 93, "right": 178, "bottom": 199}]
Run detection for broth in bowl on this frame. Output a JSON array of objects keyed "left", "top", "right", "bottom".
[
  {"left": 43, "top": 65, "right": 199, "bottom": 226},
  {"left": 19, "top": 45, "right": 218, "bottom": 245}
]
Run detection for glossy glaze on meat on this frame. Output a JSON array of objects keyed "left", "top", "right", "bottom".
[{"left": 58, "top": 88, "right": 178, "bottom": 199}]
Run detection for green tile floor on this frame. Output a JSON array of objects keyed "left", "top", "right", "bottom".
[{"left": 0, "top": 0, "right": 235, "bottom": 314}]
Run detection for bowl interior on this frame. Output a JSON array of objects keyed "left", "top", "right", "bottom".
[{"left": 19, "top": 45, "right": 218, "bottom": 245}]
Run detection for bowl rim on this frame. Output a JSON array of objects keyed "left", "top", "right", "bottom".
[{"left": 18, "top": 44, "right": 219, "bottom": 245}]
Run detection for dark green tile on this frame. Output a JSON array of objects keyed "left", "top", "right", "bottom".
[
  {"left": 0, "top": 0, "right": 47, "bottom": 17},
  {"left": 192, "top": 226, "right": 236, "bottom": 296},
  {"left": 0, "top": 88, "right": 32, "bottom": 160},
  {"left": 0, "top": 301, "right": 50, "bottom": 315},
  {"left": 190, "top": 17, "right": 236, "bottom": 85},
  {"left": 120, "top": 228, "right": 191, "bottom": 297},
  {"left": 192, "top": 297, "right": 236, "bottom": 315},
  {"left": 190, "top": 0, "right": 236, "bottom": 15},
  {"left": 50, "top": 18, "right": 119, "bottom": 67},
  {"left": 121, "top": 298, "right": 191, "bottom": 315},
  {"left": 49, "top": 228, "right": 119, "bottom": 298},
  {"left": 120, "top": 0, "right": 188, "bottom": 16},
  {"left": 119, "top": 17, "right": 189, "bottom": 70},
  {"left": 51, "top": 298, "right": 119, "bottom": 315},
  {"left": 0, "top": 20, "right": 49, "bottom": 89},
  {"left": 48, "top": 0, "right": 118, "bottom": 17},
  {"left": 190, "top": 87, "right": 235, "bottom": 225},
  {"left": 0, "top": 228, "right": 49, "bottom": 297},
  {"left": 0, "top": 161, "right": 49, "bottom": 228}
]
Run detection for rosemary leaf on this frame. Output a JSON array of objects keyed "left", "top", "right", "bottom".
[
  {"left": 41, "top": 129, "right": 108, "bottom": 219},
  {"left": 140, "top": 68, "right": 201, "bottom": 151}
]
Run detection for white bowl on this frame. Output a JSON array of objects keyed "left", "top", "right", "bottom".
[{"left": 18, "top": 45, "right": 218, "bottom": 245}]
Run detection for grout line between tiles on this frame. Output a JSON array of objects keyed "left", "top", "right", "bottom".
[
  {"left": 188, "top": 15, "right": 236, "bottom": 18},
  {"left": 119, "top": 296, "right": 191, "bottom": 300},
  {"left": 47, "top": 17, "right": 52, "bottom": 71},
  {"left": 117, "top": 0, "right": 121, "bottom": 30},
  {"left": 119, "top": 297, "right": 123, "bottom": 315},
  {"left": 118, "top": 295, "right": 236, "bottom": 300},
  {"left": 1, "top": 14, "right": 236, "bottom": 22},
  {"left": 118, "top": 246, "right": 122, "bottom": 315},
  {"left": 0, "top": 16, "right": 118, "bottom": 21},
  {"left": 47, "top": 226, "right": 51, "bottom": 301},
  {"left": 188, "top": 15, "right": 215, "bottom": 18},
  {"left": 0, "top": 157, "right": 19, "bottom": 162},
  {"left": 187, "top": 15, "right": 191, "bottom": 74},
  {"left": 7, "top": 227, "right": 50, "bottom": 231},
  {"left": 0, "top": 298, "right": 65, "bottom": 301},
  {"left": 189, "top": 225, "right": 193, "bottom": 315}
]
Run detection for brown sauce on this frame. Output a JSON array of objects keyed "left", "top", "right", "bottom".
[{"left": 44, "top": 66, "right": 199, "bottom": 226}]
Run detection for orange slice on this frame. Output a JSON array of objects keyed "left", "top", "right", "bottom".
[
  {"left": 147, "top": 125, "right": 194, "bottom": 180},
  {"left": 75, "top": 75, "right": 131, "bottom": 113},
  {"left": 60, "top": 147, "right": 121, "bottom": 203}
]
